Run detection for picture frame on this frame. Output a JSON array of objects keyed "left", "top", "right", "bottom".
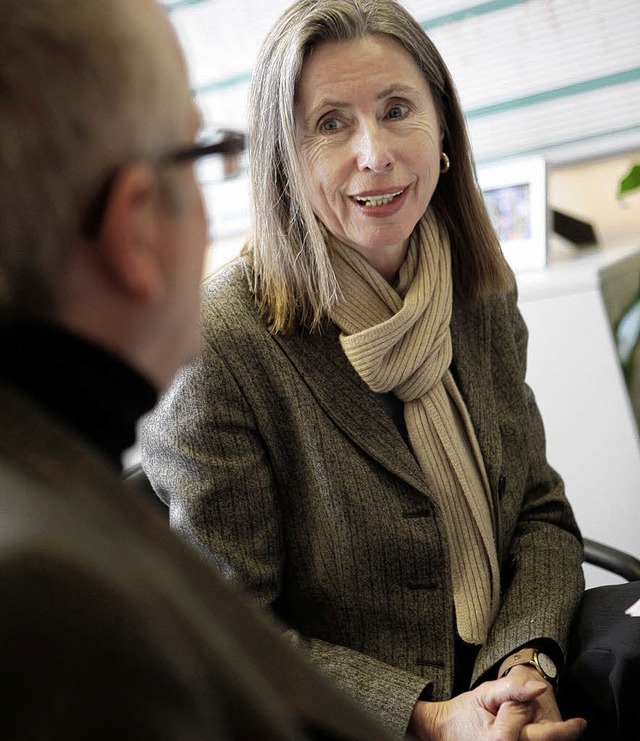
[{"left": 477, "top": 155, "right": 548, "bottom": 273}]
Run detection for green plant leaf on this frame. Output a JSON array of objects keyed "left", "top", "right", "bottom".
[{"left": 618, "top": 164, "right": 640, "bottom": 198}]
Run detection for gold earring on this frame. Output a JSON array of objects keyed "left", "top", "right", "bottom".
[{"left": 440, "top": 152, "right": 450, "bottom": 174}]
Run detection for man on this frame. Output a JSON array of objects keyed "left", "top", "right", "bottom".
[
  {"left": 0, "top": 1, "right": 567, "bottom": 739},
  {"left": 0, "top": 1, "right": 391, "bottom": 737}
]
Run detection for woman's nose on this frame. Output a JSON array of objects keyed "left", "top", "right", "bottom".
[{"left": 355, "top": 124, "right": 393, "bottom": 173}]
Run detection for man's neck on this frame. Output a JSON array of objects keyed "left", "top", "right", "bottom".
[{"left": 0, "top": 317, "right": 157, "bottom": 469}]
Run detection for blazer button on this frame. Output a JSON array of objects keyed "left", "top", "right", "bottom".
[
  {"left": 402, "top": 509, "right": 432, "bottom": 519},
  {"left": 497, "top": 475, "right": 507, "bottom": 500},
  {"left": 406, "top": 581, "right": 437, "bottom": 591}
]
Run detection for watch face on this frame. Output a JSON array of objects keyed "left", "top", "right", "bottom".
[{"left": 537, "top": 652, "right": 557, "bottom": 679}]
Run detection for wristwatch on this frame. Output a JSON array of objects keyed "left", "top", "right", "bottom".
[{"left": 498, "top": 648, "right": 558, "bottom": 689}]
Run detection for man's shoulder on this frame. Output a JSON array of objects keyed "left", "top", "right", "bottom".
[
  {"left": 0, "top": 390, "right": 393, "bottom": 741},
  {"left": 0, "top": 380, "right": 121, "bottom": 502},
  {"left": 0, "top": 456, "right": 233, "bottom": 739},
  {"left": 0, "top": 454, "right": 135, "bottom": 611},
  {"left": 0, "top": 457, "right": 65, "bottom": 546}
]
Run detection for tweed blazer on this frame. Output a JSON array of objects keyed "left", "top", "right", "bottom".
[
  {"left": 0, "top": 380, "right": 394, "bottom": 741},
  {"left": 141, "top": 258, "right": 585, "bottom": 738}
]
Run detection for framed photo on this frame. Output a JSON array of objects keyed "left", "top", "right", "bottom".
[{"left": 477, "top": 155, "right": 548, "bottom": 273}]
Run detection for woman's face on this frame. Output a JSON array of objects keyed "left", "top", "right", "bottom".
[{"left": 295, "top": 34, "right": 442, "bottom": 276}]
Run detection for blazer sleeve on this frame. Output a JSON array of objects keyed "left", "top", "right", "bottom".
[
  {"left": 141, "top": 337, "right": 286, "bottom": 604},
  {"left": 471, "top": 293, "right": 585, "bottom": 685},
  {"left": 141, "top": 335, "right": 431, "bottom": 738}
]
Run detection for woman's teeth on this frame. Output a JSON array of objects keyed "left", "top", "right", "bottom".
[{"left": 354, "top": 190, "right": 403, "bottom": 207}]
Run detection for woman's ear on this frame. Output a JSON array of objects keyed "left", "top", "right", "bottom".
[{"left": 93, "top": 163, "right": 166, "bottom": 303}]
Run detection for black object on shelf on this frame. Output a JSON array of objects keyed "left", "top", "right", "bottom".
[{"left": 552, "top": 209, "right": 598, "bottom": 246}]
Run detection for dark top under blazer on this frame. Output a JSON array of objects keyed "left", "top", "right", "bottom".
[
  {"left": 141, "top": 258, "right": 585, "bottom": 737},
  {"left": 0, "top": 380, "right": 394, "bottom": 741}
]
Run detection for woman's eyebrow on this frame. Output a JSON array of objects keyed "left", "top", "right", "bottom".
[
  {"left": 375, "top": 84, "right": 418, "bottom": 100},
  {"left": 305, "top": 98, "right": 350, "bottom": 121}
]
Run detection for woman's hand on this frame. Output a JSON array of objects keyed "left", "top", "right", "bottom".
[
  {"left": 408, "top": 673, "right": 587, "bottom": 741},
  {"left": 504, "top": 665, "right": 585, "bottom": 741}
]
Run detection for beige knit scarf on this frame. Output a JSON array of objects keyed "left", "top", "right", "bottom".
[{"left": 328, "top": 209, "right": 500, "bottom": 644}]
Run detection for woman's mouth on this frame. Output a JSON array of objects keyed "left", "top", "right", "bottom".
[{"left": 352, "top": 189, "right": 405, "bottom": 208}]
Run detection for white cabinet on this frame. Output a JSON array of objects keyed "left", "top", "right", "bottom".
[{"left": 517, "top": 245, "right": 640, "bottom": 587}]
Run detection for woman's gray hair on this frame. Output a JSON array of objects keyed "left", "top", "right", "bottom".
[
  {"left": 0, "top": 0, "right": 188, "bottom": 318},
  {"left": 245, "top": 0, "right": 513, "bottom": 333}
]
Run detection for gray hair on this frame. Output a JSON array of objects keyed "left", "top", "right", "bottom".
[
  {"left": 245, "top": 0, "right": 512, "bottom": 333},
  {"left": 0, "top": 0, "right": 188, "bottom": 317}
]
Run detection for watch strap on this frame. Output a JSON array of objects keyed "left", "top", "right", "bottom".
[{"left": 498, "top": 648, "right": 557, "bottom": 688}]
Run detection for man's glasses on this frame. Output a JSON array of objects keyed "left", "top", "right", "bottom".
[
  {"left": 82, "top": 128, "right": 246, "bottom": 237},
  {"left": 159, "top": 128, "right": 245, "bottom": 165}
]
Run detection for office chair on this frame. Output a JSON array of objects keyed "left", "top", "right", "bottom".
[
  {"left": 123, "top": 462, "right": 164, "bottom": 510},
  {"left": 583, "top": 538, "right": 640, "bottom": 582}
]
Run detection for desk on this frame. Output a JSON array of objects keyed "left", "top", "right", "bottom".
[{"left": 517, "top": 245, "right": 640, "bottom": 587}]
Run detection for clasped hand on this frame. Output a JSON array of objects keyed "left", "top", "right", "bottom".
[{"left": 409, "top": 665, "right": 586, "bottom": 741}]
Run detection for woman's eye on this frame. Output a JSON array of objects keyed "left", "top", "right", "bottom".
[
  {"left": 319, "top": 117, "right": 343, "bottom": 133},
  {"left": 387, "top": 104, "right": 409, "bottom": 120}
]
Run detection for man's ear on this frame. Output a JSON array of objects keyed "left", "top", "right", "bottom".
[{"left": 93, "top": 163, "right": 165, "bottom": 303}]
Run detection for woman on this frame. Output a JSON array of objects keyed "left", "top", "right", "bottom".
[{"left": 141, "top": 1, "right": 586, "bottom": 738}]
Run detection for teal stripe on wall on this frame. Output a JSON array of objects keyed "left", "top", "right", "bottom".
[
  {"left": 163, "top": 0, "right": 212, "bottom": 10},
  {"left": 196, "top": 72, "right": 252, "bottom": 94},
  {"left": 421, "top": 0, "right": 524, "bottom": 31},
  {"left": 466, "top": 69, "right": 640, "bottom": 119},
  {"left": 476, "top": 124, "right": 640, "bottom": 165}
]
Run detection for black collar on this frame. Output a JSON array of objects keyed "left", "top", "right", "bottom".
[{"left": 0, "top": 317, "right": 157, "bottom": 470}]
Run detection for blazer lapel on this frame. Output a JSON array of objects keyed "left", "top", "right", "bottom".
[
  {"left": 274, "top": 301, "right": 504, "bottom": 502},
  {"left": 273, "top": 326, "right": 432, "bottom": 495}
]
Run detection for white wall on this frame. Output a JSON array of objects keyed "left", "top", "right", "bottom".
[{"left": 518, "top": 246, "right": 640, "bottom": 587}]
